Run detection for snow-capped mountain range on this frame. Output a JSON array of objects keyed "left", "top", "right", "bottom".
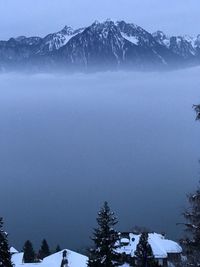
[{"left": 0, "top": 19, "right": 200, "bottom": 72}]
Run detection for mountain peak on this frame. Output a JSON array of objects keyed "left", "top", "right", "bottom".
[
  {"left": 91, "top": 19, "right": 115, "bottom": 26},
  {"left": 152, "top": 30, "right": 167, "bottom": 39},
  {"left": 1, "top": 19, "right": 200, "bottom": 72},
  {"left": 60, "top": 26, "right": 74, "bottom": 35},
  {"left": 88, "top": 19, "right": 118, "bottom": 34},
  {"left": 152, "top": 30, "right": 170, "bottom": 48},
  {"left": 92, "top": 20, "right": 100, "bottom": 26},
  {"left": 116, "top": 20, "right": 139, "bottom": 29},
  {"left": 15, "top": 36, "right": 26, "bottom": 42}
]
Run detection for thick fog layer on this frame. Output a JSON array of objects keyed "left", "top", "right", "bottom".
[{"left": 0, "top": 68, "right": 199, "bottom": 251}]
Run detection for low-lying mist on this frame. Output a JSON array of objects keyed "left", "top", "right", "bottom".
[{"left": 0, "top": 68, "right": 199, "bottom": 251}]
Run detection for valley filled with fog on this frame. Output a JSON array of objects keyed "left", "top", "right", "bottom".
[{"left": 0, "top": 68, "right": 199, "bottom": 250}]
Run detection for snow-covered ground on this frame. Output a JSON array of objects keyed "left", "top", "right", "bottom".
[
  {"left": 12, "top": 249, "right": 88, "bottom": 267},
  {"left": 12, "top": 252, "right": 24, "bottom": 266},
  {"left": 11, "top": 233, "right": 181, "bottom": 266}
]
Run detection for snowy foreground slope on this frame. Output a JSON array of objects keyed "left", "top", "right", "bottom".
[
  {"left": 12, "top": 249, "right": 88, "bottom": 267},
  {"left": 11, "top": 233, "right": 182, "bottom": 267}
]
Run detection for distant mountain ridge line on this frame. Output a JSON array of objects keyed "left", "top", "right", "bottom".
[{"left": 0, "top": 19, "right": 200, "bottom": 72}]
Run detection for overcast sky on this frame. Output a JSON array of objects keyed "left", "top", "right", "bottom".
[{"left": 0, "top": 0, "right": 199, "bottom": 39}]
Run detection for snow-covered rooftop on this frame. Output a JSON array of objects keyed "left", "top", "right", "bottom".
[
  {"left": 121, "top": 238, "right": 130, "bottom": 244},
  {"left": 12, "top": 249, "right": 88, "bottom": 267},
  {"left": 116, "top": 233, "right": 182, "bottom": 259},
  {"left": 42, "top": 249, "right": 88, "bottom": 267},
  {"left": 10, "top": 246, "right": 19, "bottom": 253}
]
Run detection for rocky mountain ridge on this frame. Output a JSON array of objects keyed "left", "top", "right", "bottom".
[{"left": 0, "top": 20, "right": 199, "bottom": 72}]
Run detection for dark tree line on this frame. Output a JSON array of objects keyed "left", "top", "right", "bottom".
[
  {"left": 0, "top": 216, "right": 62, "bottom": 265},
  {"left": 23, "top": 239, "right": 61, "bottom": 263}
]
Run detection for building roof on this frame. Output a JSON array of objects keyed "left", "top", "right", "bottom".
[
  {"left": 116, "top": 233, "right": 182, "bottom": 259},
  {"left": 121, "top": 238, "right": 130, "bottom": 244},
  {"left": 42, "top": 249, "right": 88, "bottom": 267},
  {"left": 10, "top": 246, "right": 19, "bottom": 253},
  {"left": 12, "top": 249, "right": 88, "bottom": 267}
]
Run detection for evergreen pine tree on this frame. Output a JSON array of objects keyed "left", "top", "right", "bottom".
[
  {"left": 135, "top": 232, "right": 157, "bottom": 267},
  {"left": 88, "top": 201, "right": 119, "bottom": 267},
  {"left": 181, "top": 182, "right": 200, "bottom": 266},
  {"left": 39, "top": 239, "right": 50, "bottom": 259},
  {"left": 23, "top": 240, "right": 35, "bottom": 263},
  {"left": 56, "top": 245, "right": 61, "bottom": 252},
  {"left": 0, "top": 217, "right": 13, "bottom": 267}
]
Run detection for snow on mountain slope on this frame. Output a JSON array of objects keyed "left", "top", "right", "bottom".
[
  {"left": 38, "top": 26, "right": 84, "bottom": 54},
  {"left": 56, "top": 20, "right": 128, "bottom": 66},
  {"left": 55, "top": 19, "right": 172, "bottom": 69},
  {"left": 169, "top": 36, "right": 196, "bottom": 58},
  {"left": 153, "top": 31, "right": 197, "bottom": 58},
  {"left": 183, "top": 35, "right": 196, "bottom": 48},
  {"left": 14, "top": 36, "right": 42, "bottom": 46},
  {"left": 121, "top": 33, "right": 139, "bottom": 45},
  {"left": 0, "top": 19, "right": 200, "bottom": 71},
  {"left": 117, "top": 21, "right": 157, "bottom": 47},
  {"left": 152, "top": 31, "right": 170, "bottom": 48}
]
